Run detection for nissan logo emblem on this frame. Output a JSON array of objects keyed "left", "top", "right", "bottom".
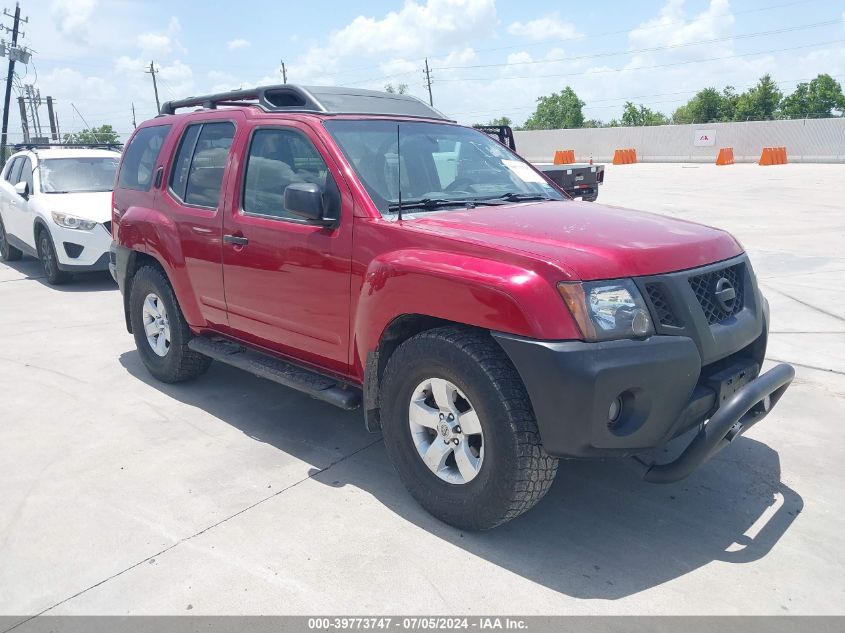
[{"left": 714, "top": 277, "right": 737, "bottom": 312}]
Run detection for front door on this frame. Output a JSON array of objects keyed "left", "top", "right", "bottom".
[{"left": 221, "top": 123, "right": 353, "bottom": 374}]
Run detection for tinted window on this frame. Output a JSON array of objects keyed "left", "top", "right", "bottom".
[
  {"left": 118, "top": 125, "right": 171, "bottom": 191},
  {"left": 20, "top": 158, "right": 33, "bottom": 191},
  {"left": 4, "top": 157, "right": 21, "bottom": 183},
  {"left": 169, "top": 124, "right": 201, "bottom": 201},
  {"left": 182, "top": 122, "right": 235, "bottom": 208},
  {"left": 242, "top": 128, "right": 330, "bottom": 219}
]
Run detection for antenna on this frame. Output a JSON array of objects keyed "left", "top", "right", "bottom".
[{"left": 396, "top": 123, "right": 402, "bottom": 221}]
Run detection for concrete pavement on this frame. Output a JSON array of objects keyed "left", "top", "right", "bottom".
[{"left": 1, "top": 163, "right": 843, "bottom": 620}]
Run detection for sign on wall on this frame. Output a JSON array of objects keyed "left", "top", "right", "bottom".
[{"left": 694, "top": 129, "right": 716, "bottom": 146}]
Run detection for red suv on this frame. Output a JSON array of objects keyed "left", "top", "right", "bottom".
[{"left": 111, "top": 85, "right": 793, "bottom": 530}]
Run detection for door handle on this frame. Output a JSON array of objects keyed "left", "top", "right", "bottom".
[{"left": 223, "top": 234, "right": 249, "bottom": 246}]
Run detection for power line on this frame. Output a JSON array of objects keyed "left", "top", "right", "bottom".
[
  {"left": 435, "top": 39, "right": 845, "bottom": 83},
  {"left": 434, "top": 18, "right": 843, "bottom": 71}
]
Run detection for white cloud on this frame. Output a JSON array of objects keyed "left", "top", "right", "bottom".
[
  {"left": 49, "top": 0, "right": 97, "bottom": 38},
  {"left": 507, "top": 14, "right": 582, "bottom": 42},
  {"left": 290, "top": 0, "right": 496, "bottom": 82},
  {"left": 137, "top": 32, "right": 172, "bottom": 55},
  {"left": 629, "top": 0, "right": 734, "bottom": 48},
  {"left": 227, "top": 39, "right": 251, "bottom": 50}
]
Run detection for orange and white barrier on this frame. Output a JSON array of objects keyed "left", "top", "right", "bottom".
[
  {"left": 612, "top": 148, "right": 637, "bottom": 165},
  {"left": 716, "top": 148, "right": 734, "bottom": 166},
  {"left": 553, "top": 149, "right": 576, "bottom": 164},
  {"left": 759, "top": 146, "right": 788, "bottom": 166}
]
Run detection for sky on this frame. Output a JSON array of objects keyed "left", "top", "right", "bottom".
[{"left": 5, "top": 0, "right": 845, "bottom": 141}]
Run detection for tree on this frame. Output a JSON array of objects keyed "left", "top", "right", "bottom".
[
  {"left": 582, "top": 118, "right": 604, "bottom": 128},
  {"left": 620, "top": 102, "right": 669, "bottom": 126},
  {"left": 484, "top": 116, "right": 512, "bottom": 126},
  {"left": 63, "top": 124, "right": 120, "bottom": 145},
  {"left": 523, "top": 87, "right": 585, "bottom": 130},
  {"left": 672, "top": 87, "right": 736, "bottom": 123},
  {"left": 733, "top": 74, "right": 782, "bottom": 121},
  {"left": 779, "top": 74, "right": 845, "bottom": 118},
  {"left": 384, "top": 83, "right": 408, "bottom": 94}
]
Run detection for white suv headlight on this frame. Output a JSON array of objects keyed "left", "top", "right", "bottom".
[
  {"left": 558, "top": 279, "right": 654, "bottom": 341},
  {"left": 51, "top": 211, "right": 97, "bottom": 231}
]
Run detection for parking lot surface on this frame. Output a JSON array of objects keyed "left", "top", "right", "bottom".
[{"left": 1, "top": 163, "right": 843, "bottom": 619}]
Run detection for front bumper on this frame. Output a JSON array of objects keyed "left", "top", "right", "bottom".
[
  {"left": 53, "top": 222, "right": 112, "bottom": 272},
  {"left": 493, "top": 330, "right": 793, "bottom": 483}
]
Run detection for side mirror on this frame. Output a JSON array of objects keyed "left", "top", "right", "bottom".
[
  {"left": 284, "top": 182, "right": 325, "bottom": 222},
  {"left": 14, "top": 181, "right": 29, "bottom": 199}
]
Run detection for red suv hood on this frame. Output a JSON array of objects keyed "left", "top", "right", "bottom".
[{"left": 407, "top": 200, "right": 743, "bottom": 281}]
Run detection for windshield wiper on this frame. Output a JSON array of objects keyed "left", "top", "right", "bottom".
[
  {"left": 494, "top": 192, "right": 553, "bottom": 202},
  {"left": 388, "top": 198, "right": 479, "bottom": 212}
]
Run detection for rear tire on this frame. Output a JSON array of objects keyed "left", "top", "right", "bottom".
[
  {"left": 129, "top": 265, "right": 211, "bottom": 383},
  {"left": 0, "top": 215, "right": 22, "bottom": 261},
  {"left": 37, "top": 229, "right": 72, "bottom": 285},
  {"left": 380, "top": 326, "right": 558, "bottom": 530}
]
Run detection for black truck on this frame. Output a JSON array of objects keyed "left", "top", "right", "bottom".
[{"left": 474, "top": 125, "right": 604, "bottom": 202}]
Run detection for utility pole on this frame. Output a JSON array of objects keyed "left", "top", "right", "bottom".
[
  {"left": 46, "top": 96, "right": 58, "bottom": 141},
  {"left": 280, "top": 60, "right": 287, "bottom": 84},
  {"left": 17, "top": 96, "right": 28, "bottom": 143},
  {"left": 131, "top": 102, "right": 137, "bottom": 128},
  {"left": 1, "top": 3, "right": 28, "bottom": 165},
  {"left": 146, "top": 60, "right": 160, "bottom": 114},
  {"left": 423, "top": 58, "right": 433, "bottom": 106}
]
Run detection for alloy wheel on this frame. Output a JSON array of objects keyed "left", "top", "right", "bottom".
[
  {"left": 408, "top": 377, "right": 485, "bottom": 484},
  {"left": 142, "top": 293, "right": 172, "bottom": 357}
]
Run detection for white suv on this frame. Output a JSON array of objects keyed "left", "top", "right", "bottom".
[{"left": 0, "top": 145, "right": 120, "bottom": 284}]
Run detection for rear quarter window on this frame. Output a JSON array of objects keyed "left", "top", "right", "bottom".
[{"left": 117, "top": 125, "right": 172, "bottom": 191}]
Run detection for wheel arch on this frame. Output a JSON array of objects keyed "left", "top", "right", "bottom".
[
  {"left": 363, "top": 313, "right": 490, "bottom": 432},
  {"left": 121, "top": 250, "right": 167, "bottom": 333}
]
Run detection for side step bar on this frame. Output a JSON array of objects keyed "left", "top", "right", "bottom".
[{"left": 188, "top": 336, "right": 361, "bottom": 410}]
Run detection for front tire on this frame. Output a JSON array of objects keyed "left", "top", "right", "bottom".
[
  {"left": 380, "top": 327, "right": 558, "bottom": 530},
  {"left": 129, "top": 265, "right": 211, "bottom": 383},
  {"left": 37, "top": 229, "right": 72, "bottom": 285},
  {"left": 0, "top": 215, "right": 22, "bottom": 261}
]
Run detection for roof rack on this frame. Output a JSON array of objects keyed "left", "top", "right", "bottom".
[
  {"left": 159, "top": 84, "right": 452, "bottom": 121},
  {"left": 13, "top": 142, "right": 122, "bottom": 151}
]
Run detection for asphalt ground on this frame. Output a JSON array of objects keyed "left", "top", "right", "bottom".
[{"left": 1, "top": 162, "right": 843, "bottom": 620}]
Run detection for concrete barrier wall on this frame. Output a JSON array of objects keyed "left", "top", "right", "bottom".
[{"left": 514, "top": 118, "right": 845, "bottom": 164}]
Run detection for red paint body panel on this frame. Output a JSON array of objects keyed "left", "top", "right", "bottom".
[{"left": 115, "top": 107, "right": 746, "bottom": 387}]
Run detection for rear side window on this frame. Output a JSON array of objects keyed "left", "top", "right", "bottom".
[
  {"left": 5, "top": 157, "right": 21, "bottom": 183},
  {"left": 19, "top": 157, "right": 33, "bottom": 191},
  {"left": 169, "top": 121, "right": 235, "bottom": 208},
  {"left": 118, "top": 125, "right": 171, "bottom": 191}
]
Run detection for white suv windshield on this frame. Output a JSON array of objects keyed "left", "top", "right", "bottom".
[
  {"left": 39, "top": 157, "right": 119, "bottom": 194},
  {"left": 323, "top": 120, "right": 564, "bottom": 215}
]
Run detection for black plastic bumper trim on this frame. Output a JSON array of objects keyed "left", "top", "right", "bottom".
[{"left": 639, "top": 362, "right": 794, "bottom": 483}]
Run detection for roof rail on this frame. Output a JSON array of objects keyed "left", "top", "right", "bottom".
[
  {"left": 159, "top": 84, "right": 452, "bottom": 121},
  {"left": 13, "top": 142, "right": 122, "bottom": 151}
]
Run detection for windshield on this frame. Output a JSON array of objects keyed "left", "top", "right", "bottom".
[
  {"left": 39, "top": 157, "right": 119, "bottom": 193},
  {"left": 323, "top": 120, "right": 564, "bottom": 214}
]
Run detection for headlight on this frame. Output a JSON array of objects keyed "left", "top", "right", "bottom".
[
  {"left": 558, "top": 279, "right": 654, "bottom": 341},
  {"left": 51, "top": 212, "right": 97, "bottom": 231}
]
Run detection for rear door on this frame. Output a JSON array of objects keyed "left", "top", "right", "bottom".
[
  {"left": 0, "top": 157, "right": 22, "bottom": 240},
  {"left": 220, "top": 122, "right": 354, "bottom": 374},
  {"left": 158, "top": 113, "right": 242, "bottom": 329}
]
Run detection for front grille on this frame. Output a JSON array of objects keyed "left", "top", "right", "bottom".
[
  {"left": 688, "top": 263, "right": 745, "bottom": 325},
  {"left": 645, "top": 283, "right": 681, "bottom": 327}
]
